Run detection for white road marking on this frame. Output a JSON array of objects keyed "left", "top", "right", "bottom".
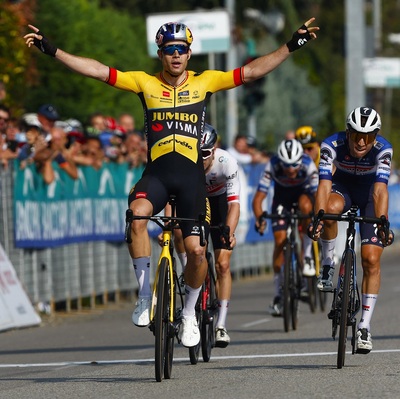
[
  {"left": 241, "top": 318, "right": 271, "bottom": 328},
  {"left": 1, "top": 349, "right": 400, "bottom": 368}
]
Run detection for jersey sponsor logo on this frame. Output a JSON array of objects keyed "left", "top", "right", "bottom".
[
  {"left": 135, "top": 192, "right": 147, "bottom": 199},
  {"left": 192, "top": 90, "right": 200, "bottom": 99},
  {"left": 374, "top": 141, "right": 383, "bottom": 150},
  {"left": 178, "top": 91, "right": 189, "bottom": 96},
  {"left": 166, "top": 121, "right": 198, "bottom": 135},
  {"left": 218, "top": 155, "right": 228, "bottom": 164},
  {"left": 151, "top": 134, "right": 198, "bottom": 163},
  {"left": 152, "top": 112, "right": 199, "bottom": 123},
  {"left": 332, "top": 139, "right": 345, "bottom": 147},
  {"left": 152, "top": 123, "right": 164, "bottom": 132},
  {"left": 162, "top": 91, "right": 170, "bottom": 97},
  {"left": 320, "top": 148, "right": 332, "bottom": 162},
  {"left": 227, "top": 171, "right": 238, "bottom": 180},
  {"left": 379, "top": 151, "right": 392, "bottom": 166}
]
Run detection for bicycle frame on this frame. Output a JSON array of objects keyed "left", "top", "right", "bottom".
[
  {"left": 261, "top": 206, "right": 310, "bottom": 331},
  {"left": 150, "top": 229, "right": 175, "bottom": 323}
]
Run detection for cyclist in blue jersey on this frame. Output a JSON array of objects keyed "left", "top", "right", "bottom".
[
  {"left": 24, "top": 19, "right": 319, "bottom": 348},
  {"left": 253, "top": 139, "right": 318, "bottom": 316},
  {"left": 310, "top": 106, "right": 394, "bottom": 354}
]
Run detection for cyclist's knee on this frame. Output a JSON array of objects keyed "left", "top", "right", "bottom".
[
  {"left": 216, "top": 259, "right": 230, "bottom": 276},
  {"left": 361, "top": 248, "right": 381, "bottom": 273}
]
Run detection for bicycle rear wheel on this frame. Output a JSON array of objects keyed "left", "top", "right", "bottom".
[
  {"left": 337, "top": 250, "right": 353, "bottom": 369},
  {"left": 201, "top": 252, "right": 217, "bottom": 362},
  {"left": 155, "top": 258, "right": 174, "bottom": 381},
  {"left": 283, "top": 245, "right": 291, "bottom": 332}
]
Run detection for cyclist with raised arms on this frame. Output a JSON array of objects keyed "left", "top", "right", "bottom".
[
  {"left": 310, "top": 106, "right": 394, "bottom": 354},
  {"left": 253, "top": 139, "right": 318, "bottom": 315},
  {"left": 24, "top": 18, "right": 319, "bottom": 348}
]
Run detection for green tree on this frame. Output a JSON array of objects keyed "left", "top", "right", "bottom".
[{"left": 23, "top": 0, "right": 158, "bottom": 128}]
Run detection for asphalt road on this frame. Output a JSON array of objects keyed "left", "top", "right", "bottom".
[{"left": 1, "top": 245, "right": 400, "bottom": 399}]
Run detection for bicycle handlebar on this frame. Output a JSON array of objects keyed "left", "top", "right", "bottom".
[
  {"left": 124, "top": 209, "right": 207, "bottom": 247},
  {"left": 311, "top": 208, "right": 391, "bottom": 246},
  {"left": 260, "top": 210, "right": 313, "bottom": 221}
]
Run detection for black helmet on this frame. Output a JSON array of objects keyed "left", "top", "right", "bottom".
[{"left": 201, "top": 123, "right": 218, "bottom": 150}]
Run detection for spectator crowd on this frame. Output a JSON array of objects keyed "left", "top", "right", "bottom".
[{"left": 0, "top": 103, "right": 148, "bottom": 183}]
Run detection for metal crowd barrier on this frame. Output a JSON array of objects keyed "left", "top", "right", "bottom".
[{"left": 0, "top": 165, "right": 273, "bottom": 313}]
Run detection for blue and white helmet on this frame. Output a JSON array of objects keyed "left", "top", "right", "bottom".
[
  {"left": 346, "top": 107, "right": 381, "bottom": 133},
  {"left": 155, "top": 22, "right": 193, "bottom": 48},
  {"left": 277, "top": 139, "right": 303, "bottom": 165}
]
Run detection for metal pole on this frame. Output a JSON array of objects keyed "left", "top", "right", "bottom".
[
  {"left": 225, "top": 0, "right": 238, "bottom": 148},
  {"left": 345, "top": 0, "right": 366, "bottom": 113}
]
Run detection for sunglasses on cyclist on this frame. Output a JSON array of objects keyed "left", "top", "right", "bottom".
[
  {"left": 282, "top": 161, "right": 301, "bottom": 169},
  {"left": 161, "top": 44, "right": 190, "bottom": 55},
  {"left": 202, "top": 149, "right": 213, "bottom": 160},
  {"left": 348, "top": 129, "right": 377, "bottom": 145}
]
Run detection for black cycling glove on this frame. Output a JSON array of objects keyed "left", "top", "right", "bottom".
[
  {"left": 286, "top": 24, "right": 311, "bottom": 52},
  {"left": 33, "top": 31, "right": 57, "bottom": 57}
]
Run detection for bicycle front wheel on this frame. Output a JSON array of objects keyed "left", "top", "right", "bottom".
[
  {"left": 337, "top": 250, "right": 353, "bottom": 369},
  {"left": 155, "top": 257, "right": 174, "bottom": 381},
  {"left": 291, "top": 249, "right": 301, "bottom": 331},
  {"left": 283, "top": 245, "right": 291, "bottom": 332}
]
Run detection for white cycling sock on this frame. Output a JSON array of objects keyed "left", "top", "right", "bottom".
[
  {"left": 132, "top": 257, "right": 151, "bottom": 298},
  {"left": 216, "top": 299, "right": 229, "bottom": 328},
  {"left": 321, "top": 238, "right": 336, "bottom": 267},
  {"left": 303, "top": 234, "right": 313, "bottom": 259},
  {"left": 177, "top": 252, "right": 187, "bottom": 274},
  {"left": 182, "top": 285, "right": 201, "bottom": 318},
  {"left": 358, "top": 293, "right": 378, "bottom": 331}
]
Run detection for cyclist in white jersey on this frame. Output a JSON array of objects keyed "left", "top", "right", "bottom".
[
  {"left": 253, "top": 139, "right": 318, "bottom": 316},
  {"left": 310, "top": 106, "right": 394, "bottom": 354},
  {"left": 174, "top": 123, "right": 240, "bottom": 347}
]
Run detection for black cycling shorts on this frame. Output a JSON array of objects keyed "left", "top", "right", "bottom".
[
  {"left": 128, "top": 154, "right": 209, "bottom": 239},
  {"left": 332, "top": 181, "right": 383, "bottom": 248}
]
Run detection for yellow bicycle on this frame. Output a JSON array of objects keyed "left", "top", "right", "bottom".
[{"left": 125, "top": 195, "right": 206, "bottom": 382}]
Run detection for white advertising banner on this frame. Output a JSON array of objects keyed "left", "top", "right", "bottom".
[{"left": 0, "top": 244, "right": 41, "bottom": 332}]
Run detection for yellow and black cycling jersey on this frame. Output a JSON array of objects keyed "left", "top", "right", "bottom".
[{"left": 107, "top": 68, "right": 244, "bottom": 164}]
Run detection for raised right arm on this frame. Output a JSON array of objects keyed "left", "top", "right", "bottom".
[{"left": 24, "top": 25, "right": 109, "bottom": 82}]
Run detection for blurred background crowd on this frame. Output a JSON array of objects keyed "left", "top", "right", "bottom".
[{"left": 0, "top": 99, "right": 148, "bottom": 184}]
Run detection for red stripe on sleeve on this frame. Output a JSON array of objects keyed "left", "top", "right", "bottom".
[
  {"left": 107, "top": 67, "right": 117, "bottom": 86},
  {"left": 233, "top": 67, "right": 244, "bottom": 86}
]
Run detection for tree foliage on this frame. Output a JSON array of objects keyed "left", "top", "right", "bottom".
[{"left": 2, "top": 0, "right": 400, "bottom": 162}]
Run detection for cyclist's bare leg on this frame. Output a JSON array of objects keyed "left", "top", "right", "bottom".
[
  {"left": 129, "top": 197, "right": 153, "bottom": 326},
  {"left": 360, "top": 244, "right": 382, "bottom": 294},
  {"left": 128, "top": 198, "right": 153, "bottom": 258},
  {"left": 358, "top": 244, "right": 382, "bottom": 341},
  {"left": 215, "top": 248, "right": 232, "bottom": 327},
  {"left": 215, "top": 248, "right": 232, "bottom": 300},
  {"left": 183, "top": 235, "right": 207, "bottom": 289},
  {"left": 298, "top": 194, "right": 314, "bottom": 265},
  {"left": 273, "top": 230, "right": 286, "bottom": 273},
  {"left": 320, "top": 193, "right": 345, "bottom": 240}
]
